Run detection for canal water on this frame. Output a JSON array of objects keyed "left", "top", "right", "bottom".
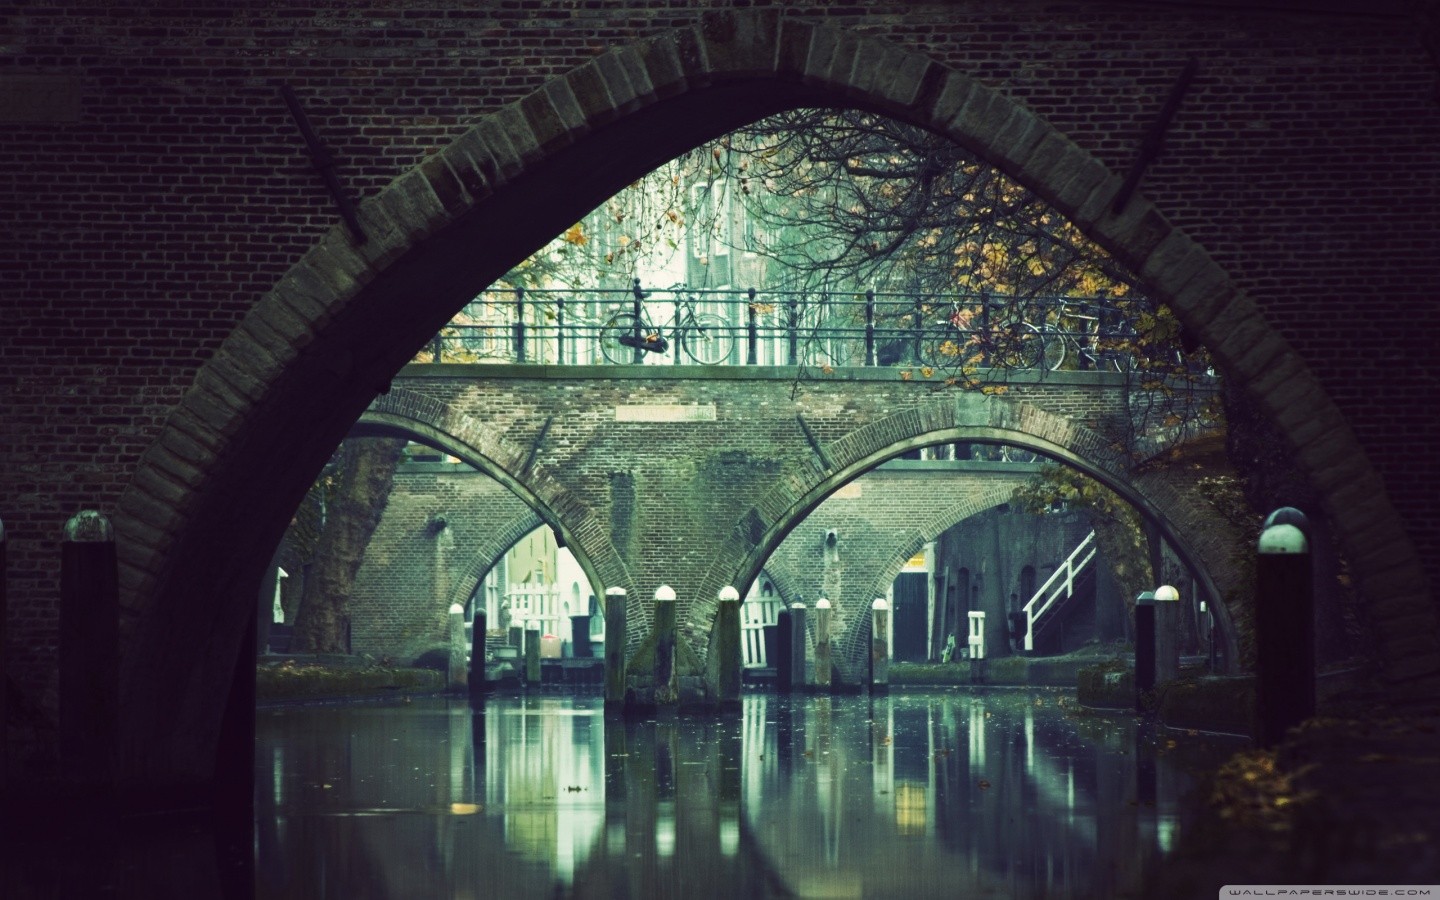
[{"left": 255, "top": 690, "right": 1240, "bottom": 899}]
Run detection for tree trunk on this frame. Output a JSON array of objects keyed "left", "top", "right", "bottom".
[{"left": 290, "top": 437, "right": 407, "bottom": 653}]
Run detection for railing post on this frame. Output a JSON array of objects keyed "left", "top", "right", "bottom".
[
  {"left": 513, "top": 286, "right": 527, "bottom": 364},
  {"left": 912, "top": 294, "right": 927, "bottom": 363},
  {"left": 555, "top": 293, "right": 566, "bottom": 365},
  {"left": 604, "top": 587, "right": 627, "bottom": 712},
  {"left": 870, "top": 598, "right": 889, "bottom": 694},
  {"left": 654, "top": 585, "right": 678, "bottom": 706},
  {"left": 786, "top": 295, "right": 799, "bottom": 366},
  {"left": 432, "top": 332, "right": 443, "bottom": 363},
  {"left": 1256, "top": 507, "right": 1314, "bottom": 747},
  {"left": 1134, "top": 591, "right": 1156, "bottom": 713},
  {"left": 864, "top": 290, "right": 876, "bottom": 367},
  {"left": 672, "top": 291, "right": 683, "bottom": 366},
  {"left": 716, "top": 586, "right": 741, "bottom": 710},
  {"left": 746, "top": 288, "right": 758, "bottom": 366},
  {"left": 978, "top": 289, "right": 991, "bottom": 367},
  {"left": 814, "top": 598, "right": 832, "bottom": 692},
  {"left": 61, "top": 510, "right": 118, "bottom": 790},
  {"left": 631, "top": 279, "right": 646, "bottom": 364}
]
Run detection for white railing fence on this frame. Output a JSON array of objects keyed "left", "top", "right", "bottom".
[{"left": 1022, "top": 531, "right": 1097, "bottom": 651}]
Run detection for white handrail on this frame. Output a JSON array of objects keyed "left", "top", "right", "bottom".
[{"left": 1022, "top": 531, "right": 1097, "bottom": 651}]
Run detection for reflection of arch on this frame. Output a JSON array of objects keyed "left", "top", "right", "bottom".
[{"left": 111, "top": 12, "right": 1431, "bottom": 787}]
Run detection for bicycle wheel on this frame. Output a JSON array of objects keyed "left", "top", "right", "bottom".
[
  {"left": 1039, "top": 327, "right": 1067, "bottom": 370},
  {"left": 599, "top": 313, "right": 646, "bottom": 365},
  {"left": 919, "top": 325, "right": 968, "bottom": 368},
  {"left": 995, "top": 323, "right": 1046, "bottom": 369},
  {"left": 1000, "top": 445, "right": 1039, "bottom": 463},
  {"left": 680, "top": 313, "right": 734, "bottom": 364}
]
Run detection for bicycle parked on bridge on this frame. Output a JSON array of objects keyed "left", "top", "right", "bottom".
[
  {"left": 917, "top": 296, "right": 1047, "bottom": 370},
  {"left": 1034, "top": 297, "right": 1138, "bottom": 372},
  {"left": 598, "top": 286, "right": 736, "bottom": 365}
]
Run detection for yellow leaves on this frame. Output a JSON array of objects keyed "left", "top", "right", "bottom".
[
  {"left": 899, "top": 370, "right": 913, "bottom": 381},
  {"left": 820, "top": 364, "right": 835, "bottom": 375},
  {"left": 562, "top": 223, "right": 587, "bottom": 246},
  {"left": 979, "top": 384, "right": 1009, "bottom": 395},
  {"left": 920, "top": 366, "right": 935, "bottom": 378}
]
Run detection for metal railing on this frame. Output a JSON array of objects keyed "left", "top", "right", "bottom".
[{"left": 420, "top": 280, "right": 1153, "bottom": 370}]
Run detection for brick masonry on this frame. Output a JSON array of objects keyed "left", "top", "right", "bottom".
[{"left": 2, "top": 3, "right": 1436, "bottom": 790}]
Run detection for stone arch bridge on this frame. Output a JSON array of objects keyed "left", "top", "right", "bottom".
[{"left": 353, "top": 362, "right": 1236, "bottom": 684}]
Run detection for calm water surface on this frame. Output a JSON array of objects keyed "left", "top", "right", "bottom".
[{"left": 255, "top": 691, "right": 1237, "bottom": 899}]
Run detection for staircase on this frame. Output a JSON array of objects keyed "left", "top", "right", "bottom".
[{"left": 1021, "top": 531, "right": 1097, "bottom": 652}]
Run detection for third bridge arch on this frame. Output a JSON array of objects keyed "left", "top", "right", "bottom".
[{"left": 365, "top": 364, "right": 1240, "bottom": 681}]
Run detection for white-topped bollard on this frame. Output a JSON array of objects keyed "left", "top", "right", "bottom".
[
  {"left": 1154, "top": 584, "right": 1181, "bottom": 684},
  {"left": 654, "top": 585, "right": 678, "bottom": 706},
  {"left": 814, "top": 598, "right": 832, "bottom": 692},
  {"left": 870, "top": 598, "right": 890, "bottom": 693},
  {"left": 788, "top": 600, "right": 808, "bottom": 692},
  {"left": 447, "top": 602, "right": 468, "bottom": 691},
  {"left": 61, "top": 510, "right": 118, "bottom": 789},
  {"left": 1256, "top": 507, "right": 1314, "bottom": 747},
  {"left": 716, "top": 586, "right": 742, "bottom": 710},
  {"left": 604, "top": 587, "right": 627, "bottom": 711}
]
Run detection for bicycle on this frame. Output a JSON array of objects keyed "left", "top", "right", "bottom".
[
  {"left": 1034, "top": 298, "right": 1135, "bottom": 372},
  {"left": 917, "top": 296, "right": 1046, "bottom": 370},
  {"left": 597, "top": 286, "right": 736, "bottom": 365}
]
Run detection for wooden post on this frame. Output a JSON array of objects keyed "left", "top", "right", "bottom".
[
  {"left": 468, "top": 607, "right": 488, "bottom": 706},
  {"left": 788, "top": 601, "right": 807, "bottom": 692},
  {"left": 775, "top": 609, "right": 793, "bottom": 693},
  {"left": 604, "top": 587, "right": 627, "bottom": 711},
  {"left": 1154, "top": 584, "right": 1181, "bottom": 684},
  {"left": 525, "top": 620, "right": 541, "bottom": 686},
  {"left": 716, "top": 586, "right": 741, "bottom": 710},
  {"left": 447, "top": 603, "right": 468, "bottom": 691},
  {"left": 0, "top": 516, "right": 6, "bottom": 785},
  {"left": 870, "top": 598, "right": 889, "bottom": 693},
  {"left": 813, "top": 598, "right": 832, "bottom": 692},
  {"left": 1256, "top": 510, "right": 1314, "bottom": 747},
  {"left": 60, "top": 510, "right": 118, "bottom": 789},
  {"left": 1134, "top": 591, "right": 1156, "bottom": 714},
  {"left": 654, "top": 585, "right": 678, "bottom": 707}
]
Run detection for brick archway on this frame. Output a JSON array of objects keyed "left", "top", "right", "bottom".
[
  {"left": 111, "top": 10, "right": 1433, "bottom": 791},
  {"left": 353, "top": 389, "right": 626, "bottom": 606},
  {"left": 693, "top": 395, "right": 1240, "bottom": 680}
]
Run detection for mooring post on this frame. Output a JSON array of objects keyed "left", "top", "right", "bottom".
[
  {"left": 60, "top": 510, "right": 118, "bottom": 790},
  {"left": 813, "top": 598, "right": 832, "bottom": 692},
  {"left": 775, "top": 608, "right": 794, "bottom": 692},
  {"left": 967, "top": 610, "right": 987, "bottom": 684},
  {"left": 654, "top": 585, "right": 678, "bottom": 707},
  {"left": 1256, "top": 507, "right": 1314, "bottom": 747},
  {"left": 870, "top": 598, "right": 890, "bottom": 694},
  {"left": 0, "top": 516, "right": 6, "bottom": 786},
  {"left": 788, "top": 601, "right": 808, "bottom": 692},
  {"left": 525, "top": 619, "right": 542, "bottom": 686},
  {"left": 1154, "top": 584, "right": 1181, "bottom": 684},
  {"left": 447, "top": 603, "right": 468, "bottom": 692},
  {"left": 1134, "top": 591, "right": 1156, "bottom": 714},
  {"left": 468, "top": 606, "right": 488, "bottom": 706},
  {"left": 716, "top": 586, "right": 742, "bottom": 710},
  {"left": 604, "top": 587, "right": 627, "bottom": 712}
]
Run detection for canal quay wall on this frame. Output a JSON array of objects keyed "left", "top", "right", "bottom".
[{"left": 3, "top": 3, "right": 1436, "bottom": 805}]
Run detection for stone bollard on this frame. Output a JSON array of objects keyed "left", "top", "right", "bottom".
[
  {"left": 813, "top": 598, "right": 832, "bottom": 692},
  {"left": 468, "top": 606, "right": 488, "bottom": 705},
  {"left": 604, "top": 587, "right": 627, "bottom": 710},
  {"left": 654, "top": 585, "right": 678, "bottom": 707},
  {"left": 1134, "top": 591, "right": 1156, "bottom": 713},
  {"left": 448, "top": 603, "right": 468, "bottom": 691},
  {"left": 788, "top": 601, "right": 808, "bottom": 693},
  {"left": 870, "top": 598, "right": 889, "bottom": 693},
  {"left": 525, "top": 620, "right": 542, "bottom": 686},
  {"left": 1256, "top": 508, "right": 1315, "bottom": 747},
  {"left": 0, "top": 516, "right": 6, "bottom": 785},
  {"left": 1154, "top": 584, "right": 1181, "bottom": 684},
  {"left": 716, "top": 586, "right": 742, "bottom": 710},
  {"left": 61, "top": 510, "right": 118, "bottom": 789},
  {"left": 775, "top": 609, "right": 793, "bottom": 692}
]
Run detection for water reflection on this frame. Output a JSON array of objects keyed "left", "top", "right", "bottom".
[{"left": 255, "top": 692, "right": 1235, "bottom": 898}]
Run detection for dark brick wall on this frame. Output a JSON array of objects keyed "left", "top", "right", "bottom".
[{"left": 3, "top": 2, "right": 1437, "bottom": 738}]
